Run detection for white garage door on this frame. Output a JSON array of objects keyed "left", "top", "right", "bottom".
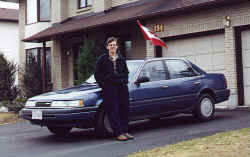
[
  {"left": 163, "top": 33, "right": 226, "bottom": 74},
  {"left": 242, "top": 29, "right": 250, "bottom": 106},
  {"left": 162, "top": 33, "right": 233, "bottom": 106}
]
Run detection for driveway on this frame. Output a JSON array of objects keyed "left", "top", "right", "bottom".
[{"left": 1, "top": 108, "right": 250, "bottom": 157}]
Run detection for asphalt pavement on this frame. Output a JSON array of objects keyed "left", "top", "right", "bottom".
[{"left": 0, "top": 107, "right": 250, "bottom": 157}]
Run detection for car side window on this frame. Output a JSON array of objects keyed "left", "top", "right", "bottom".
[
  {"left": 165, "top": 60, "right": 197, "bottom": 79},
  {"left": 139, "top": 61, "right": 166, "bottom": 82}
]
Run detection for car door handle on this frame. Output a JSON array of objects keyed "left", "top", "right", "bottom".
[
  {"left": 193, "top": 82, "right": 201, "bottom": 85},
  {"left": 161, "top": 85, "right": 169, "bottom": 89}
]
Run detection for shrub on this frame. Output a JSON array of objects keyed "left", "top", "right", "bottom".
[
  {"left": 0, "top": 53, "right": 19, "bottom": 101},
  {"left": 75, "top": 39, "right": 104, "bottom": 85},
  {"left": 0, "top": 96, "right": 26, "bottom": 113},
  {"left": 22, "top": 54, "right": 43, "bottom": 98}
]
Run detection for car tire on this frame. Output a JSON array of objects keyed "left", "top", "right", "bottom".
[
  {"left": 193, "top": 94, "right": 215, "bottom": 122},
  {"left": 47, "top": 126, "right": 72, "bottom": 136},
  {"left": 95, "top": 109, "right": 113, "bottom": 137}
]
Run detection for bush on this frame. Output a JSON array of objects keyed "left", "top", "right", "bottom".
[
  {"left": 0, "top": 96, "right": 26, "bottom": 113},
  {"left": 0, "top": 53, "right": 19, "bottom": 101},
  {"left": 22, "top": 54, "right": 43, "bottom": 98},
  {"left": 75, "top": 39, "right": 104, "bottom": 85}
]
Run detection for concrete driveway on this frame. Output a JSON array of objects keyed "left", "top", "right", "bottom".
[{"left": 0, "top": 108, "right": 250, "bottom": 157}]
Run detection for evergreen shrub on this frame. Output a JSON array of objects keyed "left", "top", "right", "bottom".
[
  {"left": 0, "top": 53, "right": 19, "bottom": 101},
  {"left": 75, "top": 39, "right": 104, "bottom": 85},
  {"left": 22, "top": 54, "right": 43, "bottom": 98}
]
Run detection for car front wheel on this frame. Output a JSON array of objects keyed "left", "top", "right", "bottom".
[
  {"left": 47, "top": 126, "right": 72, "bottom": 136},
  {"left": 194, "top": 94, "right": 215, "bottom": 122}
]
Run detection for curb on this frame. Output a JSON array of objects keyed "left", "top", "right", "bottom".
[{"left": 215, "top": 105, "right": 250, "bottom": 111}]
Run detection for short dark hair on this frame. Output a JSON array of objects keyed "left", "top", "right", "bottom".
[{"left": 106, "top": 37, "right": 118, "bottom": 46}]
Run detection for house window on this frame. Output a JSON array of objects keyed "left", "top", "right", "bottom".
[
  {"left": 125, "top": 41, "right": 132, "bottom": 57},
  {"left": 26, "top": 48, "right": 40, "bottom": 65},
  {"left": 26, "top": 48, "right": 51, "bottom": 83},
  {"left": 26, "top": 0, "right": 51, "bottom": 24},
  {"left": 155, "top": 46, "right": 162, "bottom": 58},
  {"left": 79, "top": 0, "right": 92, "bottom": 8},
  {"left": 40, "top": 0, "right": 51, "bottom": 21}
]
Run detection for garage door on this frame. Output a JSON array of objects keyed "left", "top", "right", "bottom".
[
  {"left": 242, "top": 29, "right": 250, "bottom": 106},
  {"left": 163, "top": 33, "right": 226, "bottom": 73},
  {"left": 162, "top": 33, "right": 232, "bottom": 106}
]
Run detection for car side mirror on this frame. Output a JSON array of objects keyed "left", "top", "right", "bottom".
[
  {"left": 180, "top": 67, "right": 195, "bottom": 77},
  {"left": 135, "top": 76, "right": 150, "bottom": 85}
]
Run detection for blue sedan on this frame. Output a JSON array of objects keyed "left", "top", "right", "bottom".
[{"left": 21, "top": 58, "right": 230, "bottom": 136}]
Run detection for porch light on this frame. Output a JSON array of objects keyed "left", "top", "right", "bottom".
[{"left": 224, "top": 16, "right": 231, "bottom": 27}]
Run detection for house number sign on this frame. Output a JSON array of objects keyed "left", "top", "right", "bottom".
[{"left": 153, "top": 24, "right": 164, "bottom": 32}]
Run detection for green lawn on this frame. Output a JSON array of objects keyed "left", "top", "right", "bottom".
[{"left": 127, "top": 128, "right": 250, "bottom": 157}]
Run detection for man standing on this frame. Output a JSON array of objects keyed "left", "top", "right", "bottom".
[{"left": 94, "top": 37, "right": 134, "bottom": 141}]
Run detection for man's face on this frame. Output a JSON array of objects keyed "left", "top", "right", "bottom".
[{"left": 107, "top": 41, "right": 118, "bottom": 54}]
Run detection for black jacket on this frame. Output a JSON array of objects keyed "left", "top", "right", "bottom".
[{"left": 94, "top": 53, "right": 129, "bottom": 87}]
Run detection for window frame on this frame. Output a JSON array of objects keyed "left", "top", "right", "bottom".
[
  {"left": 26, "top": 47, "right": 51, "bottom": 80},
  {"left": 138, "top": 60, "right": 168, "bottom": 83},
  {"left": 26, "top": 48, "right": 41, "bottom": 66},
  {"left": 78, "top": 0, "right": 92, "bottom": 9},
  {"left": 26, "top": 0, "right": 51, "bottom": 25},
  {"left": 154, "top": 46, "right": 163, "bottom": 58},
  {"left": 164, "top": 59, "right": 199, "bottom": 80}
]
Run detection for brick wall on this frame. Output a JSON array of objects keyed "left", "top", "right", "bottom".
[
  {"left": 51, "top": 39, "right": 63, "bottom": 89},
  {"left": 129, "top": 30, "right": 146, "bottom": 60}
]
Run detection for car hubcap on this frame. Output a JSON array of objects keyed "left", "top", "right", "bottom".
[
  {"left": 104, "top": 114, "right": 113, "bottom": 133},
  {"left": 201, "top": 97, "right": 213, "bottom": 117}
]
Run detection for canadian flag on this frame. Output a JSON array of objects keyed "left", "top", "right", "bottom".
[{"left": 137, "top": 20, "right": 167, "bottom": 48}]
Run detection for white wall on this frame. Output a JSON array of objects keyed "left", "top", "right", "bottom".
[
  {"left": 0, "top": 1, "right": 18, "bottom": 9},
  {"left": 0, "top": 21, "right": 19, "bottom": 84},
  {"left": 25, "top": 22, "right": 52, "bottom": 49}
]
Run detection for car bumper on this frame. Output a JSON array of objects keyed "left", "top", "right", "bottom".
[
  {"left": 20, "top": 107, "right": 99, "bottom": 128},
  {"left": 215, "top": 89, "right": 230, "bottom": 104}
]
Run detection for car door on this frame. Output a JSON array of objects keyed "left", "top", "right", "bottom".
[
  {"left": 129, "top": 60, "right": 170, "bottom": 118},
  {"left": 163, "top": 59, "right": 202, "bottom": 111}
]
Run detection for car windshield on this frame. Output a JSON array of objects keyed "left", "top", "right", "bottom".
[{"left": 85, "top": 60, "right": 143, "bottom": 84}]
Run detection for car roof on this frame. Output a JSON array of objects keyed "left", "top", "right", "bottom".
[{"left": 127, "top": 58, "right": 187, "bottom": 62}]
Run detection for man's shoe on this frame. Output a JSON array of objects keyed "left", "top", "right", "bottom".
[
  {"left": 116, "top": 134, "right": 128, "bottom": 141},
  {"left": 124, "top": 133, "right": 134, "bottom": 140}
]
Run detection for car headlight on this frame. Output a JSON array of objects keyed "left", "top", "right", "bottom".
[
  {"left": 25, "top": 101, "right": 36, "bottom": 107},
  {"left": 51, "top": 100, "right": 85, "bottom": 108}
]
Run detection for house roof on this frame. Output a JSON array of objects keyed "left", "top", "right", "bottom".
[
  {"left": 23, "top": 0, "right": 244, "bottom": 43},
  {"left": 0, "top": 8, "right": 18, "bottom": 22}
]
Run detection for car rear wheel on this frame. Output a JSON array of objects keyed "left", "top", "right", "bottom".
[
  {"left": 47, "top": 126, "right": 72, "bottom": 136},
  {"left": 95, "top": 109, "right": 113, "bottom": 137},
  {"left": 193, "top": 94, "right": 215, "bottom": 122}
]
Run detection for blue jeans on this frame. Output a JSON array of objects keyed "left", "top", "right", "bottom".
[{"left": 102, "top": 84, "right": 129, "bottom": 136}]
